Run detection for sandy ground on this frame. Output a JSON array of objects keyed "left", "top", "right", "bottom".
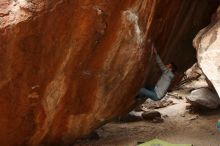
[{"left": 74, "top": 91, "right": 220, "bottom": 146}]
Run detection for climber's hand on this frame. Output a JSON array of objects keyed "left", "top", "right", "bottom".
[{"left": 152, "top": 43, "right": 157, "bottom": 54}]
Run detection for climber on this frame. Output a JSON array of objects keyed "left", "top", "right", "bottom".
[{"left": 136, "top": 44, "right": 177, "bottom": 102}]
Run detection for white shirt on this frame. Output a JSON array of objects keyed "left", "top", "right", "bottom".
[{"left": 154, "top": 55, "right": 174, "bottom": 98}]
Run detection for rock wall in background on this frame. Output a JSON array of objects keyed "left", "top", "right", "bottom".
[
  {"left": 0, "top": 0, "right": 218, "bottom": 145},
  {"left": 194, "top": 6, "right": 220, "bottom": 97}
]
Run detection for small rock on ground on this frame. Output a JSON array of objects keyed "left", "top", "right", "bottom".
[{"left": 142, "top": 110, "right": 162, "bottom": 121}]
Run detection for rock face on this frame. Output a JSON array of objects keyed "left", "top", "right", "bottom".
[
  {"left": 194, "top": 6, "right": 220, "bottom": 97},
  {"left": 0, "top": 0, "right": 218, "bottom": 145},
  {"left": 177, "top": 63, "right": 220, "bottom": 109},
  {"left": 186, "top": 88, "right": 220, "bottom": 109},
  {"left": 181, "top": 63, "right": 209, "bottom": 90}
]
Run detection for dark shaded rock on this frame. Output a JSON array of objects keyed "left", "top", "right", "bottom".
[
  {"left": 85, "top": 131, "right": 100, "bottom": 140},
  {"left": 116, "top": 111, "right": 143, "bottom": 123},
  {"left": 142, "top": 111, "right": 161, "bottom": 121}
]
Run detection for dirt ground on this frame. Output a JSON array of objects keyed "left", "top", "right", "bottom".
[{"left": 74, "top": 91, "right": 220, "bottom": 146}]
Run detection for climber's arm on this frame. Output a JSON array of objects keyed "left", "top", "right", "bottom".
[
  {"left": 155, "top": 54, "right": 167, "bottom": 71},
  {"left": 152, "top": 45, "right": 167, "bottom": 71}
]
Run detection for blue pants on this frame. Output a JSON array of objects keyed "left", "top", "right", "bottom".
[{"left": 137, "top": 87, "right": 161, "bottom": 101}]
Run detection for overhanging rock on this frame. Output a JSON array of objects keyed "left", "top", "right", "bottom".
[{"left": 0, "top": 0, "right": 218, "bottom": 145}]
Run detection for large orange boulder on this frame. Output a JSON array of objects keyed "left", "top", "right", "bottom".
[{"left": 0, "top": 0, "right": 218, "bottom": 145}]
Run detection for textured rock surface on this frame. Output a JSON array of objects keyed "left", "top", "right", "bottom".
[
  {"left": 194, "top": 6, "right": 220, "bottom": 97},
  {"left": 187, "top": 88, "right": 220, "bottom": 109},
  {"left": 0, "top": 0, "right": 218, "bottom": 145},
  {"left": 181, "top": 63, "right": 209, "bottom": 90}
]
